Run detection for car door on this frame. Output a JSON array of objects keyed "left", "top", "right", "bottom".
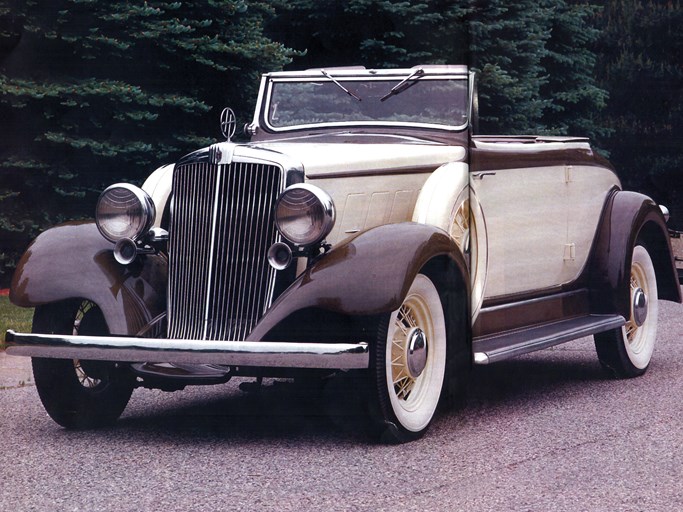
[
  {"left": 564, "top": 163, "right": 621, "bottom": 277},
  {"left": 470, "top": 139, "right": 570, "bottom": 300}
]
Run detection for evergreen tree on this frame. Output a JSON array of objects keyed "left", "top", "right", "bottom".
[
  {"left": 278, "top": 0, "right": 606, "bottom": 135},
  {"left": 595, "top": 0, "right": 683, "bottom": 227},
  {"left": 539, "top": 0, "right": 609, "bottom": 140},
  {"left": 0, "top": 0, "right": 298, "bottom": 285},
  {"left": 0, "top": 0, "right": 619, "bottom": 285},
  {"left": 277, "top": 0, "right": 470, "bottom": 69},
  {"left": 467, "top": 0, "right": 552, "bottom": 133}
]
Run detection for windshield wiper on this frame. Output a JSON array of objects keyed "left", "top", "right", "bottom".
[
  {"left": 321, "top": 69, "right": 362, "bottom": 101},
  {"left": 380, "top": 68, "right": 425, "bottom": 102}
]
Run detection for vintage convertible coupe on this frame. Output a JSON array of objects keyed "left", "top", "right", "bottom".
[{"left": 5, "top": 65, "right": 681, "bottom": 443}]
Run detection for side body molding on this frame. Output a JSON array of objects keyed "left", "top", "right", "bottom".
[
  {"left": 10, "top": 222, "right": 167, "bottom": 336},
  {"left": 248, "top": 222, "right": 469, "bottom": 341},
  {"left": 589, "top": 190, "right": 681, "bottom": 317}
]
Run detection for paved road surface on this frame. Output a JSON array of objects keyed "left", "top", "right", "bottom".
[{"left": 1, "top": 294, "right": 681, "bottom": 511}]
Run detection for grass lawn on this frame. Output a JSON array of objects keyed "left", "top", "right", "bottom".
[{"left": 0, "top": 296, "right": 33, "bottom": 350}]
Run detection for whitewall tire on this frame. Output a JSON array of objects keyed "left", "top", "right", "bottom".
[
  {"left": 369, "top": 273, "right": 448, "bottom": 442},
  {"left": 594, "top": 245, "right": 659, "bottom": 377}
]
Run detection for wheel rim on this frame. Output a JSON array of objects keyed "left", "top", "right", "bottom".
[
  {"left": 450, "top": 198, "right": 471, "bottom": 255},
  {"left": 74, "top": 360, "right": 101, "bottom": 389},
  {"left": 623, "top": 246, "right": 658, "bottom": 369},
  {"left": 450, "top": 192, "right": 487, "bottom": 321},
  {"left": 386, "top": 274, "right": 446, "bottom": 432},
  {"left": 72, "top": 301, "right": 104, "bottom": 389}
]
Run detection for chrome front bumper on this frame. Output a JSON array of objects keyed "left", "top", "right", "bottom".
[{"left": 4, "top": 330, "right": 369, "bottom": 370}]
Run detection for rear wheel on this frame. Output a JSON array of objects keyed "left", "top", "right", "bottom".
[
  {"left": 594, "top": 245, "right": 659, "bottom": 378},
  {"left": 368, "top": 273, "right": 449, "bottom": 443},
  {"left": 32, "top": 300, "right": 135, "bottom": 428}
]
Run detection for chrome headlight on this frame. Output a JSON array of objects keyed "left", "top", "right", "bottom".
[
  {"left": 96, "top": 183, "right": 156, "bottom": 243},
  {"left": 275, "top": 184, "right": 335, "bottom": 246}
]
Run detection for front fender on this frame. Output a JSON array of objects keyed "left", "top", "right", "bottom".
[
  {"left": 248, "top": 222, "right": 469, "bottom": 341},
  {"left": 10, "top": 222, "right": 167, "bottom": 336},
  {"left": 590, "top": 191, "right": 681, "bottom": 317}
]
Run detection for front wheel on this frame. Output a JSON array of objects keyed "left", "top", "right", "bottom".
[
  {"left": 594, "top": 245, "right": 659, "bottom": 378},
  {"left": 368, "top": 273, "right": 449, "bottom": 443},
  {"left": 32, "top": 300, "right": 135, "bottom": 429}
]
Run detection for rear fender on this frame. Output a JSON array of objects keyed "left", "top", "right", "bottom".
[
  {"left": 248, "top": 222, "right": 470, "bottom": 341},
  {"left": 590, "top": 191, "right": 681, "bottom": 317},
  {"left": 10, "top": 222, "right": 167, "bottom": 335}
]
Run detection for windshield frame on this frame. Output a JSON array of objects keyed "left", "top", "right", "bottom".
[{"left": 255, "top": 67, "right": 471, "bottom": 134}]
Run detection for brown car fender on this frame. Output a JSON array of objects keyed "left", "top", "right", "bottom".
[
  {"left": 248, "top": 222, "right": 470, "bottom": 341},
  {"left": 10, "top": 222, "right": 167, "bottom": 336},
  {"left": 589, "top": 190, "right": 681, "bottom": 317}
]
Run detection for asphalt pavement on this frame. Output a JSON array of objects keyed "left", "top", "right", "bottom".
[{"left": 1, "top": 293, "right": 681, "bottom": 511}]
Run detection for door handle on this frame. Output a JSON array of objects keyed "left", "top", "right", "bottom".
[{"left": 471, "top": 172, "right": 497, "bottom": 180}]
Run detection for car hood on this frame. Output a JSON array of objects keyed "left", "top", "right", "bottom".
[{"left": 253, "top": 141, "right": 467, "bottom": 178}]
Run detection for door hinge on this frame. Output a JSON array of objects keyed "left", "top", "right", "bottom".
[{"left": 563, "top": 242, "right": 576, "bottom": 261}]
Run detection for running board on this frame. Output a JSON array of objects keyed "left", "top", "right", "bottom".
[{"left": 472, "top": 315, "right": 625, "bottom": 365}]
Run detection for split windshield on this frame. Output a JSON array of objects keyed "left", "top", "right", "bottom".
[{"left": 266, "top": 74, "right": 469, "bottom": 130}]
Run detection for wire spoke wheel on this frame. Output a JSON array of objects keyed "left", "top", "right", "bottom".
[
  {"left": 594, "top": 245, "right": 658, "bottom": 378},
  {"left": 448, "top": 191, "right": 486, "bottom": 321},
  {"left": 74, "top": 360, "right": 101, "bottom": 389},
  {"left": 624, "top": 264, "right": 655, "bottom": 360},
  {"left": 387, "top": 288, "right": 442, "bottom": 422},
  {"left": 450, "top": 198, "right": 471, "bottom": 251},
  {"left": 72, "top": 301, "right": 103, "bottom": 389},
  {"left": 31, "top": 299, "right": 134, "bottom": 429},
  {"left": 370, "top": 273, "right": 448, "bottom": 443}
]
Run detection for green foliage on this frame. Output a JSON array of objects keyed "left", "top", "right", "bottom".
[
  {"left": 0, "top": 0, "right": 299, "bottom": 286},
  {"left": 537, "top": 1, "right": 610, "bottom": 140},
  {"left": 467, "top": 0, "right": 554, "bottom": 133},
  {"left": 595, "top": 0, "right": 683, "bottom": 226},
  {"left": 280, "top": 0, "right": 469, "bottom": 68},
  {"left": 1, "top": 0, "right": 678, "bottom": 284},
  {"left": 0, "top": 295, "right": 33, "bottom": 350},
  {"left": 277, "top": 0, "right": 606, "bottom": 136}
]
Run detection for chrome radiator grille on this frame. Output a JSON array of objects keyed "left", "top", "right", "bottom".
[{"left": 167, "top": 161, "right": 283, "bottom": 340}]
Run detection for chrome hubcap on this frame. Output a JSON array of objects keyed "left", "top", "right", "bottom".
[
  {"left": 405, "top": 327, "right": 428, "bottom": 378},
  {"left": 632, "top": 287, "right": 648, "bottom": 327}
]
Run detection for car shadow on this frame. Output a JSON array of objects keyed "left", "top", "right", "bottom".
[
  {"left": 109, "top": 348, "right": 612, "bottom": 443},
  {"left": 117, "top": 372, "right": 372, "bottom": 444},
  {"left": 467, "top": 352, "right": 609, "bottom": 406}
]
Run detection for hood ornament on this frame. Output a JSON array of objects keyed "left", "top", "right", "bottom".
[{"left": 220, "top": 107, "right": 236, "bottom": 141}]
